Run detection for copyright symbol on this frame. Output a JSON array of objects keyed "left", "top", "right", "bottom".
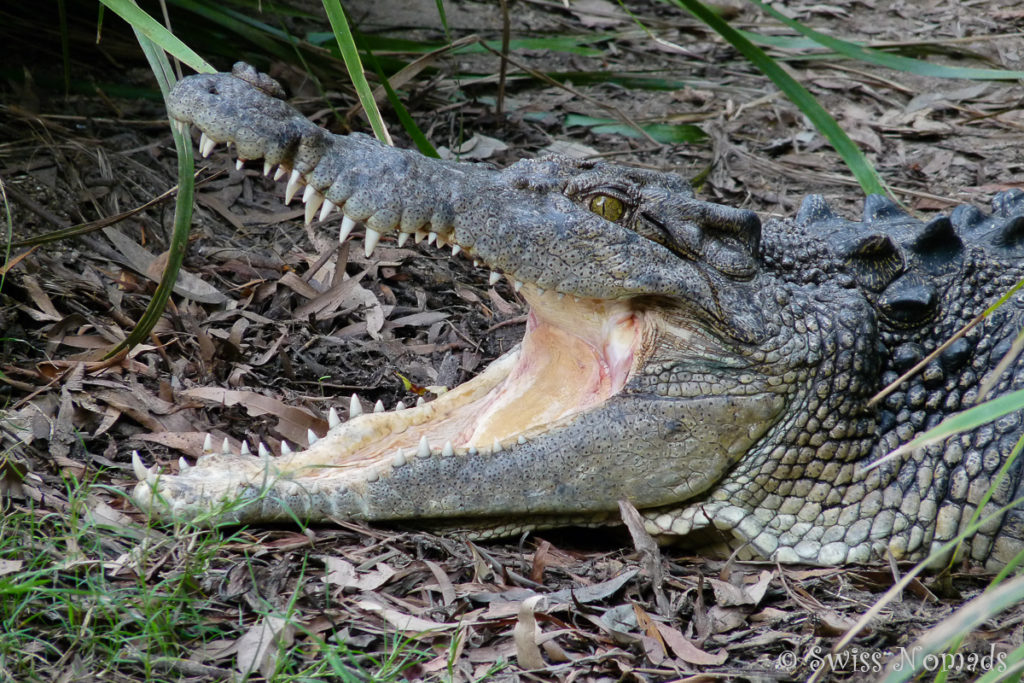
[{"left": 777, "top": 651, "right": 797, "bottom": 669}]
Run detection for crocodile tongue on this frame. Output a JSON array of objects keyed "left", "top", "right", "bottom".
[{"left": 275, "top": 285, "right": 649, "bottom": 473}]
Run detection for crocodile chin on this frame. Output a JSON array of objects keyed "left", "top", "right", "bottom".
[{"left": 268, "top": 286, "right": 650, "bottom": 476}]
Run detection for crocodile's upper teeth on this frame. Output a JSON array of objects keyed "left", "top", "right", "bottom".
[
  {"left": 274, "top": 166, "right": 287, "bottom": 181},
  {"left": 235, "top": 158, "right": 245, "bottom": 171},
  {"left": 303, "top": 186, "right": 324, "bottom": 224},
  {"left": 451, "top": 244, "right": 461, "bottom": 256},
  {"left": 364, "top": 228, "right": 381, "bottom": 257},
  {"left": 320, "top": 199, "right": 337, "bottom": 222},
  {"left": 263, "top": 161, "right": 273, "bottom": 176},
  {"left": 489, "top": 271, "right": 501, "bottom": 286},
  {"left": 339, "top": 215, "right": 356, "bottom": 243},
  {"left": 199, "top": 132, "right": 216, "bottom": 157},
  {"left": 414, "top": 230, "right": 427, "bottom": 244},
  {"left": 397, "top": 232, "right": 410, "bottom": 248},
  {"left": 285, "top": 170, "right": 303, "bottom": 204}
]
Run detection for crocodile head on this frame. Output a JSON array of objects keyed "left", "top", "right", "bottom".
[{"left": 134, "top": 63, "right": 809, "bottom": 529}]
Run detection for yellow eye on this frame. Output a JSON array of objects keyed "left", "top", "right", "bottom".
[{"left": 588, "top": 194, "right": 625, "bottom": 221}]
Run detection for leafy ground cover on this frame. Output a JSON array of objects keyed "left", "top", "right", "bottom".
[{"left": 1, "top": 0, "right": 1024, "bottom": 680}]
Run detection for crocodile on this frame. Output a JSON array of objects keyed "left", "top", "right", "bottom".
[{"left": 133, "top": 63, "right": 1024, "bottom": 569}]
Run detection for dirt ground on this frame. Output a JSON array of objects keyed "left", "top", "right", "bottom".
[{"left": 2, "top": 0, "right": 1024, "bottom": 680}]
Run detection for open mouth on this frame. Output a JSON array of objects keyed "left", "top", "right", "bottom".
[{"left": 271, "top": 283, "right": 652, "bottom": 478}]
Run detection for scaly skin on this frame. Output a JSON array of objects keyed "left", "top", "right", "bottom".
[{"left": 135, "top": 63, "right": 1024, "bottom": 569}]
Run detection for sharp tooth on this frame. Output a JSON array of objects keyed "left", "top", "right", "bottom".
[
  {"left": 329, "top": 407, "right": 342, "bottom": 428},
  {"left": 203, "top": 433, "right": 214, "bottom": 453},
  {"left": 492, "top": 438, "right": 502, "bottom": 453},
  {"left": 393, "top": 448, "right": 407, "bottom": 467},
  {"left": 537, "top": 287, "right": 545, "bottom": 296},
  {"left": 349, "top": 394, "right": 363, "bottom": 418},
  {"left": 374, "top": 400, "right": 385, "bottom": 413},
  {"left": 364, "top": 228, "right": 382, "bottom": 257},
  {"left": 436, "top": 234, "right": 447, "bottom": 249},
  {"left": 442, "top": 441, "right": 454, "bottom": 457},
  {"left": 281, "top": 441, "right": 293, "bottom": 456},
  {"left": 274, "top": 166, "right": 287, "bottom": 181},
  {"left": 307, "top": 428, "right": 319, "bottom": 445},
  {"left": 514, "top": 280, "right": 523, "bottom": 292},
  {"left": 488, "top": 271, "right": 501, "bottom": 286},
  {"left": 451, "top": 244, "right": 461, "bottom": 257},
  {"left": 397, "top": 232, "right": 410, "bottom": 248},
  {"left": 417, "top": 436, "right": 431, "bottom": 458},
  {"left": 179, "top": 457, "right": 190, "bottom": 471},
  {"left": 518, "top": 435, "right": 528, "bottom": 445},
  {"left": 395, "top": 401, "right": 407, "bottom": 411},
  {"left": 263, "top": 161, "right": 273, "bottom": 176},
  {"left": 258, "top": 442, "right": 271, "bottom": 460},
  {"left": 320, "top": 199, "right": 337, "bottom": 222},
  {"left": 468, "top": 446, "right": 478, "bottom": 456},
  {"left": 132, "top": 451, "right": 148, "bottom": 481},
  {"left": 285, "top": 170, "right": 303, "bottom": 204},
  {"left": 199, "top": 132, "right": 215, "bottom": 157},
  {"left": 303, "top": 188, "right": 324, "bottom": 225},
  {"left": 241, "top": 441, "right": 251, "bottom": 457},
  {"left": 339, "top": 215, "right": 356, "bottom": 243},
  {"left": 416, "top": 397, "right": 426, "bottom": 407},
  {"left": 222, "top": 438, "right": 231, "bottom": 454},
  {"left": 473, "top": 259, "right": 479, "bottom": 267},
  {"left": 414, "top": 230, "right": 427, "bottom": 244},
  {"left": 235, "top": 158, "right": 245, "bottom": 171},
  {"left": 427, "top": 232, "right": 437, "bottom": 245}
]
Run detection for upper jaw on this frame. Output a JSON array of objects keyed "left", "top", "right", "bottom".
[{"left": 167, "top": 66, "right": 766, "bottom": 318}]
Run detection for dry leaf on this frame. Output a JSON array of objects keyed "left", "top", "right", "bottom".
[
  {"left": 513, "top": 595, "right": 547, "bottom": 670},
  {"left": 356, "top": 600, "right": 457, "bottom": 634},
  {"left": 235, "top": 615, "right": 295, "bottom": 679}
]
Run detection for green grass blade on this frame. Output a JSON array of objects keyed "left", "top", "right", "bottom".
[
  {"left": 883, "top": 386, "right": 1024, "bottom": 462},
  {"left": 361, "top": 46, "right": 439, "bottom": 158},
  {"left": 97, "top": 0, "right": 213, "bottom": 74},
  {"left": 321, "top": 0, "right": 391, "bottom": 145},
  {"left": 669, "top": 0, "right": 886, "bottom": 196},
  {"left": 747, "top": 0, "right": 1024, "bottom": 80},
  {"left": 106, "top": 29, "right": 196, "bottom": 357}
]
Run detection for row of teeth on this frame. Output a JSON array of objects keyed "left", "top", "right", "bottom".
[
  {"left": 182, "top": 125, "right": 537, "bottom": 293},
  {"left": 130, "top": 393, "right": 530, "bottom": 484}
]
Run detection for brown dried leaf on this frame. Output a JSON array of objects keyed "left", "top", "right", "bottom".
[
  {"left": 513, "top": 595, "right": 547, "bottom": 670},
  {"left": 324, "top": 557, "right": 395, "bottom": 591},
  {"left": 236, "top": 615, "right": 295, "bottom": 679},
  {"left": 355, "top": 600, "right": 458, "bottom": 635},
  {"left": 182, "top": 387, "right": 323, "bottom": 447},
  {"left": 0, "top": 559, "right": 24, "bottom": 577},
  {"left": 655, "top": 622, "right": 728, "bottom": 666}
]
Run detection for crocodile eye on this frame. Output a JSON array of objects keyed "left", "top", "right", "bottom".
[{"left": 588, "top": 194, "right": 625, "bottom": 221}]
